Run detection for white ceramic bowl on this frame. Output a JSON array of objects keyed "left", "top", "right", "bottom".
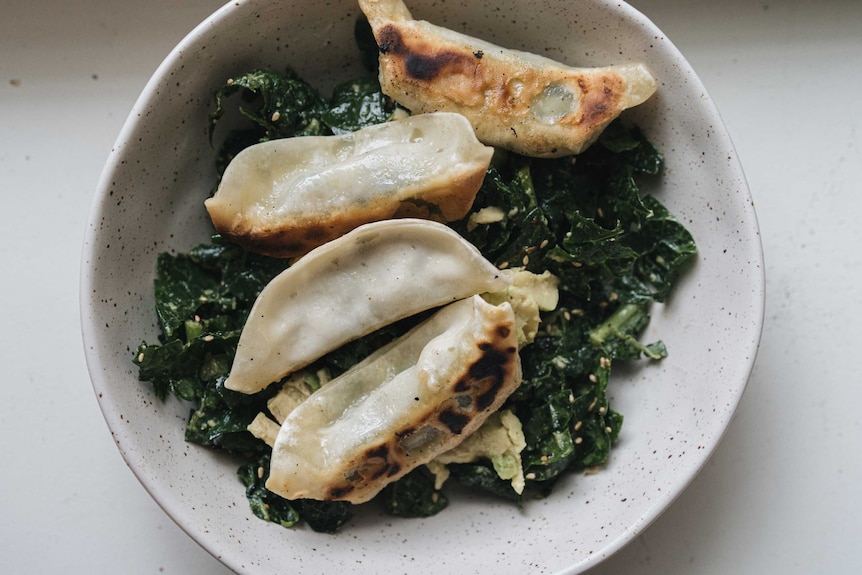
[{"left": 81, "top": 1, "right": 764, "bottom": 573}]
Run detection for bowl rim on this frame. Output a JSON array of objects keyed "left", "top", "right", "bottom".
[{"left": 80, "top": 0, "right": 766, "bottom": 573}]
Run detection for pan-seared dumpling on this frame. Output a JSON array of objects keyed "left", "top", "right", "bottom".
[
  {"left": 358, "top": 0, "right": 657, "bottom": 158},
  {"left": 224, "top": 219, "right": 512, "bottom": 394},
  {"left": 205, "top": 112, "right": 494, "bottom": 257},
  {"left": 266, "top": 295, "right": 521, "bottom": 503}
]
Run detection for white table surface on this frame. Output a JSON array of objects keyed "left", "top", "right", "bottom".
[{"left": 2, "top": 0, "right": 860, "bottom": 573}]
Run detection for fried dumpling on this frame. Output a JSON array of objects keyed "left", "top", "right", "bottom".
[
  {"left": 358, "top": 0, "right": 657, "bottom": 157},
  {"left": 266, "top": 295, "right": 521, "bottom": 503},
  {"left": 224, "top": 218, "right": 512, "bottom": 394},
  {"left": 205, "top": 112, "right": 494, "bottom": 257}
]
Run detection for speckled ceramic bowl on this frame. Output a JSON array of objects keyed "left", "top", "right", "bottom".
[{"left": 81, "top": 0, "right": 764, "bottom": 573}]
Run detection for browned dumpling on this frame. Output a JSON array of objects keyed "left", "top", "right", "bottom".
[
  {"left": 205, "top": 112, "right": 493, "bottom": 258},
  {"left": 265, "top": 295, "right": 522, "bottom": 504},
  {"left": 358, "top": 0, "right": 657, "bottom": 158}
]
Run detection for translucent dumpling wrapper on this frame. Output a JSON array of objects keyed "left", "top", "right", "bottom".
[
  {"left": 205, "top": 112, "right": 494, "bottom": 257},
  {"left": 266, "top": 295, "right": 522, "bottom": 503},
  {"left": 358, "top": 0, "right": 657, "bottom": 158},
  {"left": 224, "top": 218, "right": 512, "bottom": 394}
]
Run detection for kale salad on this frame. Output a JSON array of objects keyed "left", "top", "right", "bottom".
[{"left": 133, "top": 20, "right": 696, "bottom": 533}]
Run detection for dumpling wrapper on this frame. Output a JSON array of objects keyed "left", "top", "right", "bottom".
[
  {"left": 266, "top": 295, "right": 521, "bottom": 503},
  {"left": 205, "top": 112, "right": 494, "bottom": 257},
  {"left": 358, "top": 0, "right": 657, "bottom": 158},
  {"left": 224, "top": 218, "right": 511, "bottom": 394}
]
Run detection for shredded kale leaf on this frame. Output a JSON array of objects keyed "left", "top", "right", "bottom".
[
  {"left": 324, "top": 76, "right": 399, "bottom": 134},
  {"left": 238, "top": 454, "right": 353, "bottom": 533},
  {"left": 380, "top": 468, "right": 449, "bottom": 517},
  {"left": 134, "top": 55, "right": 696, "bottom": 531},
  {"left": 448, "top": 122, "right": 695, "bottom": 492}
]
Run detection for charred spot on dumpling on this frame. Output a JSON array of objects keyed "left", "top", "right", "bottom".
[
  {"left": 453, "top": 378, "right": 471, "bottom": 392},
  {"left": 378, "top": 24, "right": 474, "bottom": 83},
  {"left": 404, "top": 49, "right": 470, "bottom": 82},
  {"left": 328, "top": 484, "right": 355, "bottom": 499},
  {"left": 376, "top": 25, "right": 405, "bottom": 55},
  {"left": 360, "top": 444, "right": 394, "bottom": 481},
  {"left": 475, "top": 377, "right": 504, "bottom": 411},
  {"left": 468, "top": 348, "right": 508, "bottom": 382},
  {"left": 438, "top": 408, "right": 470, "bottom": 434},
  {"left": 366, "top": 444, "right": 389, "bottom": 460}
]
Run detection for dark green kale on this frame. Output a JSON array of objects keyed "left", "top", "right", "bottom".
[
  {"left": 208, "top": 68, "right": 330, "bottom": 180},
  {"left": 238, "top": 456, "right": 301, "bottom": 528},
  {"left": 323, "top": 76, "right": 398, "bottom": 134},
  {"left": 134, "top": 238, "right": 289, "bottom": 454},
  {"left": 448, "top": 462, "right": 523, "bottom": 503},
  {"left": 380, "top": 468, "right": 449, "bottom": 517},
  {"left": 238, "top": 454, "right": 353, "bottom": 533},
  {"left": 354, "top": 16, "right": 379, "bottom": 74},
  {"left": 209, "top": 68, "right": 331, "bottom": 143},
  {"left": 450, "top": 120, "right": 695, "bottom": 495},
  {"left": 290, "top": 499, "right": 354, "bottom": 534}
]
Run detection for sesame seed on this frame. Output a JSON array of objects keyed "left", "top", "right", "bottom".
[
  {"left": 540, "top": 239, "right": 549, "bottom": 249},
  {"left": 432, "top": 492, "right": 439, "bottom": 503},
  {"left": 522, "top": 254, "right": 530, "bottom": 266},
  {"left": 226, "top": 78, "right": 234, "bottom": 85},
  {"left": 600, "top": 356, "right": 611, "bottom": 368},
  {"left": 525, "top": 472, "right": 536, "bottom": 480},
  {"left": 588, "top": 397, "right": 598, "bottom": 411},
  {"left": 137, "top": 352, "right": 145, "bottom": 363},
  {"left": 572, "top": 261, "right": 583, "bottom": 268},
  {"left": 605, "top": 426, "right": 613, "bottom": 434},
  {"left": 568, "top": 393, "right": 575, "bottom": 404},
  {"left": 597, "top": 207, "right": 604, "bottom": 218},
  {"left": 609, "top": 292, "right": 619, "bottom": 302},
  {"left": 599, "top": 406, "right": 607, "bottom": 415},
  {"left": 574, "top": 437, "right": 583, "bottom": 444},
  {"left": 271, "top": 111, "right": 281, "bottom": 122},
  {"left": 563, "top": 310, "right": 572, "bottom": 321},
  {"left": 574, "top": 420, "right": 583, "bottom": 431},
  {"left": 588, "top": 373, "right": 598, "bottom": 383},
  {"left": 202, "top": 335, "right": 214, "bottom": 342},
  {"left": 257, "top": 466, "right": 265, "bottom": 479},
  {"left": 499, "top": 261, "right": 510, "bottom": 269},
  {"left": 540, "top": 455, "right": 548, "bottom": 463}
]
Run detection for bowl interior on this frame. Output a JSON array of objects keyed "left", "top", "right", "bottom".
[{"left": 81, "top": 1, "right": 764, "bottom": 573}]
